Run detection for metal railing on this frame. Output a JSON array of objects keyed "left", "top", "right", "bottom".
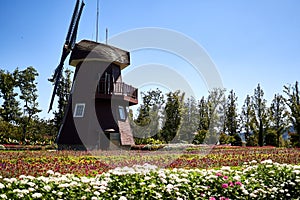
[{"left": 97, "top": 81, "right": 138, "bottom": 99}]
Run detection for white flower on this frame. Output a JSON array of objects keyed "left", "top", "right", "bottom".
[
  {"left": 81, "top": 196, "right": 87, "bottom": 200},
  {"left": 43, "top": 185, "right": 51, "bottom": 192},
  {"left": 0, "top": 183, "right": 5, "bottom": 189},
  {"left": 250, "top": 160, "right": 257, "bottom": 164},
  {"left": 233, "top": 175, "right": 241, "bottom": 181},
  {"left": 94, "top": 191, "right": 100, "bottom": 196},
  {"left": 27, "top": 182, "right": 36, "bottom": 187},
  {"left": 249, "top": 193, "right": 257, "bottom": 198},
  {"left": 91, "top": 197, "right": 98, "bottom": 200},
  {"left": 58, "top": 183, "right": 70, "bottom": 188},
  {"left": 261, "top": 159, "right": 273, "bottom": 164},
  {"left": 119, "top": 196, "right": 127, "bottom": 200},
  {"left": 221, "top": 166, "right": 231, "bottom": 171},
  {"left": 57, "top": 191, "right": 64, "bottom": 196},
  {"left": 242, "top": 189, "right": 249, "bottom": 195},
  {"left": 32, "top": 193, "right": 43, "bottom": 199},
  {"left": 0, "top": 194, "right": 7, "bottom": 199}
]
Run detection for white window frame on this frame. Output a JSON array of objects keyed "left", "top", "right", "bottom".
[
  {"left": 118, "top": 106, "right": 126, "bottom": 120},
  {"left": 74, "top": 103, "right": 86, "bottom": 118}
]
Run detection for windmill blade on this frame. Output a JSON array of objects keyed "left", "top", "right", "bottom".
[
  {"left": 48, "top": 47, "right": 71, "bottom": 113},
  {"left": 48, "top": 0, "right": 85, "bottom": 112},
  {"left": 65, "top": 0, "right": 80, "bottom": 44},
  {"left": 48, "top": 66, "right": 63, "bottom": 112},
  {"left": 69, "top": 1, "right": 85, "bottom": 50}
]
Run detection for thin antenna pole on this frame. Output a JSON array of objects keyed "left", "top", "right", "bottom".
[
  {"left": 106, "top": 28, "right": 108, "bottom": 45},
  {"left": 96, "top": 0, "right": 99, "bottom": 42}
]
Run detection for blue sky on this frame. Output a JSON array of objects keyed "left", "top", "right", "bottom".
[{"left": 1, "top": 0, "right": 300, "bottom": 119}]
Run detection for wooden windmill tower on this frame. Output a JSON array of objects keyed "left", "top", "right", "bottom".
[{"left": 49, "top": 0, "right": 138, "bottom": 150}]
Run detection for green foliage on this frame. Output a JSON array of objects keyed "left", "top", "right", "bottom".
[
  {"left": 134, "top": 137, "right": 164, "bottom": 145},
  {"left": 159, "top": 90, "right": 184, "bottom": 143},
  {"left": 284, "top": 81, "right": 300, "bottom": 147},
  {"left": 206, "top": 88, "right": 226, "bottom": 144},
  {"left": 240, "top": 95, "right": 255, "bottom": 142},
  {"left": 265, "top": 129, "right": 277, "bottom": 146},
  {"left": 15, "top": 66, "right": 41, "bottom": 142},
  {"left": 247, "top": 134, "right": 258, "bottom": 146},
  {"left": 0, "top": 119, "right": 21, "bottom": 144},
  {"left": 0, "top": 69, "right": 21, "bottom": 123},
  {"left": 179, "top": 97, "right": 199, "bottom": 143},
  {"left": 252, "top": 84, "right": 268, "bottom": 147},
  {"left": 131, "top": 88, "right": 165, "bottom": 140},
  {"left": 50, "top": 69, "right": 73, "bottom": 130},
  {"left": 225, "top": 90, "right": 239, "bottom": 136},
  {"left": 268, "top": 94, "right": 289, "bottom": 147},
  {"left": 192, "top": 130, "right": 207, "bottom": 144},
  {"left": 219, "top": 132, "right": 232, "bottom": 145},
  {"left": 198, "top": 96, "right": 209, "bottom": 130}
]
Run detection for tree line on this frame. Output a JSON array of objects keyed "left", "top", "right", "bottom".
[
  {"left": 0, "top": 66, "right": 72, "bottom": 145},
  {"left": 130, "top": 82, "right": 300, "bottom": 147},
  {"left": 1, "top": 65, "right": 299, "bottom": 148}
]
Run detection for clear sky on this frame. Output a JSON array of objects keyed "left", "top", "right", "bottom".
[{"left": 1, "top": 0, "right": 300, "bottom": 119}]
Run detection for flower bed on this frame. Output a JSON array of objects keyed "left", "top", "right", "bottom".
[
  {"left": 0, "top": 160, "right": 299, "bottom": 199},
  {"left": 1, "top": 147, "right": 300, "bottom": 178}
]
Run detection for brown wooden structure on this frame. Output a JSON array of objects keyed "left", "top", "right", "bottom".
[{"left": 56, "top": 40, "right": 138, "bottom": 150}]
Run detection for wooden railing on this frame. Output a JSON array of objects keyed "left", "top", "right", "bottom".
[{"left": 97, "top": 81, "right": 138, "bottom": 100}]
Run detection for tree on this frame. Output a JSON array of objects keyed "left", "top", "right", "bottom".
[
  {"left": 15, "top": 66, "right": 41, "bottom": 142},
  {"left": 240, "top": 95, "right": 255, "bottom": 144},
  {"left": 198, "top": 96, "right": 209, "bottom": 131},
  {"left": 284, "top": 81, "right": 300, "bottom": 147},
  {"left": 268, "top": 94, "right": 289, "bottom": 147},
  {"left": 50, "top": 69, "right": 73, "bottom": 130},
  {"left": 225, "top": 90, "right": 239, "bottom": 136},
  {"left": 179, "top": 96, "right": 199, "bottom": 143},
  {"left": 252, "top": 84, "right": 268, "bottom": 147},
  {"left": 159, "top": 90, "right": 184, "bottom": 143},
  {"left": 0, "top": 70, "right": 21, "bottom": 124},
  {"left": 205, "top": 88, "right": 226, "bottom": 144},
  {"left": 132, "top": 88, "right": 165, "bottom": 141}
]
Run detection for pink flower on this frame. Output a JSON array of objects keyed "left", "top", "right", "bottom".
[
  {"left": 222, "top": 183, "right": 229, "bottom": 188},
  {"left": 235, "top": 181, "right": 243, "bottom": 186},
  {"left": 223, "top": 176, "right": 228, "bottom": 179},
  {"left": 216, "top": 173, "right": 222, "bottom": 176},
  {"left": 229, "top": 181, "right": 234, "bottom": 187},
  {"left": 219, "top": 197, "right": 230, "bottom": 200},
  {"left": 209, "top": 197, "right": 216, "bottom": 200}
]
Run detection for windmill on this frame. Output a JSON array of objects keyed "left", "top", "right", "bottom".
[{"left": 49, "top": 0, "right": 138, "bottom": 150}]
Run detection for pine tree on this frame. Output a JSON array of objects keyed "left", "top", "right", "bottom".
[
  {"left": 198, "top": 96, "right": 209, "bottom": 131},
  {"left": 179, "top": 96, "right": 199, "bottom": 142},
  {"left": 225, "top": 90, "right": 239, "bottom": 136},
  {"left": 240, "top": 95, "right": 255, "bottom": 144},
  {"left": 284, "top": 81, "right": 300, "bottom": 147},
  {"left": 160, "top": 90, "right": 184, "bottom": 143},
  {"left": 16, "top": 66, "right": 41, "bottom": 142},
  {"left": 206, "top": 88, "right": 226, "bottom": 144},
  {"left": 268, "top": 94, "right": 289, "bottom": 147},
  {"left": 133, "top": 88, "right": 165, "bottom": 140},
  {"left": 0, "top": 70, "right": 21, "bottom": 124},
  {"left": 252, "top": 84, "right": 268, "bottom": 147}
]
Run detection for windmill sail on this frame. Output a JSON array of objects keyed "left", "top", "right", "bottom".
[{"left": 48, "top": 0, "right": 85, "bottom": 112}]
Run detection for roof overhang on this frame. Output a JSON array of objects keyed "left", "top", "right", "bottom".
[{"left": 69, "top": 39, "right": 130, "bottom": 69}]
